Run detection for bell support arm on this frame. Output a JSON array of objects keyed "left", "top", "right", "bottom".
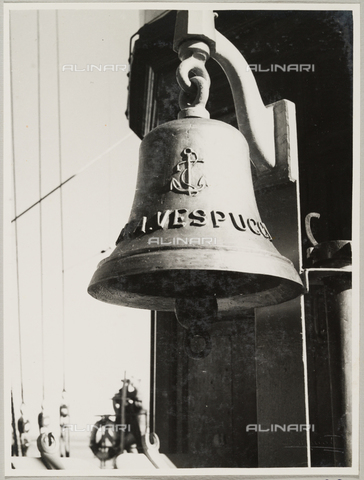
[
  {"left": 174, "top": 10, "right": 299, "bottom": 178},
  {"left": 212, "top": 30, "right": 276, "bottom": 173}
]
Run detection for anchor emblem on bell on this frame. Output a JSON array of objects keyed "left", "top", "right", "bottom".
[{"left": 170, "top": 147, "right": 208, "bottom": 196}]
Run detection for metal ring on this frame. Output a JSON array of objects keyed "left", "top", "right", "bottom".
[
  {"left": 37, "top": 432, "right": 58, "bottom": 455},
  {"left": 184, "top": 328, "right": 212, "bottom": 360},
  {"left": 143, "top": 430, "right": 160, "bottom": 451},
  {"left": 176, "top": 56, "right": 210, "bottom": 94}
]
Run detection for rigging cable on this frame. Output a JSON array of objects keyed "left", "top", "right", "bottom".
[
  {"left": 55, "top": 10, "right": 66, "bottom": 394},
  {"left": 11, "top": 132, "right": 133, "bottom": 224},
  {"left": 36, "top": 12, "right": 51, "bottom": 439},
  {"left": 9, "top": 9, "right": 24, "bottom": 409},
  {"left": 37, "top": 10, "right": 46, "bottom": 405},
  {"left": 56, "top": 12, "right": 71, "bottom": 457}
]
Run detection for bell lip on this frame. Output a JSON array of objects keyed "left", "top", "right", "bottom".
[
  {"left": 89, "top": 245, "right": 303, "bottom": 280},
  {"left": 88, "top": 248, "right": 304, "bottom": 312}
]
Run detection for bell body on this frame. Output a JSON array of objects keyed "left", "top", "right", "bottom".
[{"left": 88, "top": 117, "right": 303, "bottom": 312}]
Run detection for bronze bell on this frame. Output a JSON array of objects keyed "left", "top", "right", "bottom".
[{"left": 88, "top": 116, "right": 304, "bottom": 315}]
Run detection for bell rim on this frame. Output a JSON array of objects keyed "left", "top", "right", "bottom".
[
  {"left": 88, "top": 248, "right": 304, "bottom": 311},
  {"left": 91, "top": 244, "right": 302, "bottom": 277}
]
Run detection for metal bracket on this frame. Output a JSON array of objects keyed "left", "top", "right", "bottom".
[
  {"left": 141, "top": 431, "right": 177, "bottom": 468},
  {"left": 173, "top": 10, "right": 299, "bottom": 177},
  {"left": 175, "top": 297, "right": 217, "bottom": 359},
  {"left": 212, "top": 30, "right": 276, "bottom": 172}
]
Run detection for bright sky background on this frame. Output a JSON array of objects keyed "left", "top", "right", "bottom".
[{"left": 4, "top": 7, "right": 156, "bottom": 447}]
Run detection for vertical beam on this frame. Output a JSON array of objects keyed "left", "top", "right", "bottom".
[
  {"left": 253, "top": 98, "right": 307, "bottom": 466},
  {"left": 154, "top": 312, "right": 178, "bottom": 454},
  {"left": 255, "top": 298, "right": 308, "bottom": 467},
  {"left": 154, "top": 314, "right": 258, "bottom": 467},
  {"left": 323, "top": 274, "right": 352, "bottom": 466},
  {"left": 149, "top": 311, "right": 156, "bottom": 435}
]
